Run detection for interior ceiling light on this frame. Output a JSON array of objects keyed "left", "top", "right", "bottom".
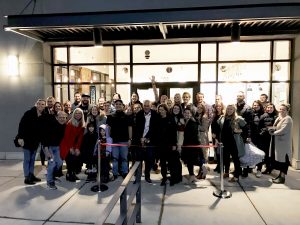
[
  {"left": 231, "top": 22, "right": 241, "bottom": 43},
  {"left": 93, "top": 28, "right": 103, "bottom": 47}
]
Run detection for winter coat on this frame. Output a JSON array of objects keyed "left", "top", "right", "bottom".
[
  {"left": 60, "top": 122, "right": 84, "bottom": 160},
  {"left": 273, "top": 115, "right": 293, "bottom": 162},
  {"left": 218, "top": 115, "right": 247, "bottom": 157},
  {"left": 17, "top": 107, "right": 44, "bottom": 151}
]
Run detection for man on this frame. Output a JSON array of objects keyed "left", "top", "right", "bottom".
[
  {"left": 71, "top": 92, "right": 81, "bottom": 111},
  {"left": 236, "top": 91, "right": 253, "bottom": 177},
  {"left": 106, "top": 99, "right": 132, "bottom": 179},
  {"left": 78, "top": 93, "right": 92, "bottom": 122},
  {"left": 98, "top": 97, "right": 106, "bottom": 110},
  {"left": 17, "top": 99, "right": 46, "bottom": 185},
  {"left": 136, "top": 100, "right": 160, "bottom": 183},
  {"left": 45, "top": 96, "right": 56, "bottom": 115},
  {"left": 259, "top": 93, "right": 269, "bottom": 110},
  {"left": 195, "top": 92, "right": 214, "bottom": 125},
  {"left": 41, "top": 111, "right": 67, "bottom": 190}
]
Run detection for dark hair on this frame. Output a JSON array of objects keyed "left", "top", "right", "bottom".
[
  {"left": 113, "top": 93, "right": 121, "bottom": 100},
  {"left": 171, "top": 103, "right": 183, "bottom": 118},
  {"left": 260, "top": 93, "right": 268, "bottom": 99}
]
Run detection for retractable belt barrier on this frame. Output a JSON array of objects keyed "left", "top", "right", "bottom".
[{"left": 100, "top": 143, "right": 217, "bottom": 148}]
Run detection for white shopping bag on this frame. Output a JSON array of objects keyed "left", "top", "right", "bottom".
[{"left": 240, "top": 143, "right": 265, "bottom": 168}]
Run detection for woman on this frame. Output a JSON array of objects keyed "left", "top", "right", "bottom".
[
  {"left": 170, "top": 104, "right": 185, "bottom": 151},
  {"left": 60, "top": 108, "right": 85, "bottom": 182},
  {"left": 86, "top": 105, "right": 104, "bottom": 131},
  {"left": 269, "top": 103, "right": 293, "bottom": 184},
  {"left": 217, "top": 104, "right": 247, "bottom": 182},
  {"left": 128, "top": 92, "right": 142, "bottom": 109},
  {"left": 195, "top": 103, "right": 210, "bottom": 179},
  {"left": 211, "top": 102, "right": 225, "bottom": 173},
  {"left": 173, "top": 93, "right": 182, "bottom": 105},
  {"left": 181, "top": 106, "right": 201, "bottom": 184},
  {"left": 181, "top": 92, "right": 193, "bottom": 110},
  {"left": 257, "top": 103, "right": 278, "bottom": 175},
  {"left": 157, "top": 104, "right": 180, "bottom": 186},
  {"left": 250, "top": 100, "right": 265, "bottom": 177},
  {"left": 63, "top": 100, "right": 72, "bottom": 121}
]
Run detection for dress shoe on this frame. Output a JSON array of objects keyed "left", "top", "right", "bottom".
[
  {"left": 272, "top": 177, "right": 285, "bottom": 184},
  {"left": 228, "top": 177, "right": 239, "bottom": 182},
  {"left": 262, "top": 169, "right": 272, "bottom": 174},
  {"left": 223, "top": 173, "right": 229, "bottom": 178},
  {"left": 66, "top": 173, "right": 76, "bottom": 182},
  {"left": 145, "top": 177, "right": 152, "bottom": 183},
  {"left": 30, "top": 173, "right": 41, "bottom": 182},
  {"left": 24, "top": 178, "right": 35, "bottom": 185},
  {"left": 272, "top": 175, "right": 281, "bottom": 180}
]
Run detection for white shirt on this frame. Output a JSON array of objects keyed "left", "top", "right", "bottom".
[{"left": 143, "top": 112, "right": 151, "bottom": 138}]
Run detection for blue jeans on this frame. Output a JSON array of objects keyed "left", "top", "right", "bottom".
[
  {"left": 23, "top": 148, "right": 37, "bottom": 177},
  {"left": 47, "top": 146, "right": 63, "bottom": 184},
  {"left": 111, "top": 142, "right": 128, "bottom": 176}
]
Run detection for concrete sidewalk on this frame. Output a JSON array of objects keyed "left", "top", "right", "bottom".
[{"left": 0, "top": 160, "right": 300, "bottom": 225}]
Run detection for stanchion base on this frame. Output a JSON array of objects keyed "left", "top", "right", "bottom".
[
  {"left": 91, "top": 184, "right": 108, "bottom": 192},
  {"left": 213, "top": 190, "right": 232, "bottom": 199}
]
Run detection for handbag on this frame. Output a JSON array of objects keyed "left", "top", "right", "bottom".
[
  {"left": 240, "top": 143, "right": 265, "bottom": 168},
  {"left": 13, "top": 135, "right": 21, "bottom": 147}
]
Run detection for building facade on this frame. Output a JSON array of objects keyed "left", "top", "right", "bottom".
[{"left": 1, "top": 0, "right": 300, "bottom": 169}]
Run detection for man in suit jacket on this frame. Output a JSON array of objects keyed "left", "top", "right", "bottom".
[{"left": 136, "top": 100, "right": 160, "bottom": 183}]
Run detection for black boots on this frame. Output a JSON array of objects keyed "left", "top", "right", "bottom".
[{"left": 24, "top": 173, "right": 41, "bottom": 185}]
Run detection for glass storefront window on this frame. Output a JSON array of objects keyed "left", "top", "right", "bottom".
[
  {"left": 54, "top": 84, "right": 69, "bottom": 103},
  {"left": 274, "top": 40, "right": 290, "bottom": 60},
  {"left": 200, "top": 83, "right": 216, "bottom": 104},
  {"left": 68, "top": 65, "right": 113, "bottom": 83},
  {"left": 272, "top": 62, "right": 290, "bottom": 81},
  {"left": 116, "top": 84, "right": 130, "bottom": 104},
  {"left": 133, "top": 64, "right": 198, "bottom": 83},
  {"left": 133, "top": 44, "right": 198, "bottom": 63},
  {"left": 201, "top": 63, "right": 216, "bottom": 81},
  {"left": 54, "top": 66, "right": 68, "bottom": 82},
  {"left": 218, "top": 63, "right": 270, "bottom": 82},
  {"left": 201, "top": 43, "right": 216, "bottom": 61},
  {"left": 218, "top": 83, "right": 270, "bottom": 106},
  {"left": 54, "top": 47, "right": 67, "bottom": 64},
  {"left": 219, "top": 42, "right": 271, "bottom": 61},
  {"left": 116, "top": 65, "right": 130, "bottom": 82},
  {"left": 116, "top": 46, "right": 130, "bottom": 63},
  {"left": 69, "top": 46, "right": 114, "bottom": 64},
  {"left": 272, "top": 83, "right": 289, "bottom": 106}
]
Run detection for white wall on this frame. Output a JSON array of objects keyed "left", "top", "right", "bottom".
[{"left": 0, "top": 0, "right": 44, "bottom": 159}]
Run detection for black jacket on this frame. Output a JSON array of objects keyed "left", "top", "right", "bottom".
[
  {"left": 41, "top": 115, "right": 66, "bottom": 147},
  {"left": 18, "top": 107, "right": 44, "bottom": 150}
]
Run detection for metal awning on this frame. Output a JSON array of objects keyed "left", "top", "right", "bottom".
[{"left": 4, "top": 3, "right": 300, "bottom": 44}]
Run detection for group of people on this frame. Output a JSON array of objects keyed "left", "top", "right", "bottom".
[{"left": 16, "top": 86, "right": 293, "bottom": 190}]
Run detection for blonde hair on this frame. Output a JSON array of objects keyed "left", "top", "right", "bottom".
[{"left": 70, "top": 108, "right": 85, "bottom": 127}]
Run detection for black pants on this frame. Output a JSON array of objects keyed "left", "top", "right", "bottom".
[
  {"left": 136, "top": 145, "right": 154, "bottom": 179},
  {"left": 65, "top": 153, "right": 81, "bottom": 174},
  {"left": 273, "top": 154, "right": 290, "bottom": 174},
  {"left": 223, "top": 144, "right": 241, "bottom": 178}
]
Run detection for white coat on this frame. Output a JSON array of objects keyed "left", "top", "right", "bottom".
[{"left": 273, "top": 115, "right": 293, "bottom": 162}]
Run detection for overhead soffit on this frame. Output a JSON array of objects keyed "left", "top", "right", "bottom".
[{"left": 4, "top": 3, "right": 300, "bottom": 44}]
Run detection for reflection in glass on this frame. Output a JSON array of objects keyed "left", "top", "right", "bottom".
[
  {"left": 70, "top": 46, "right": 114, "bottom": 63},
  {"left": 218, "top": 63, "right": 270, "bottom": 81},
  {"left": 54, "top": 66, "right": 68, "bottom": 82},
  {"left": 218, "top": 83, "right": 270, "bottom": 106},
  {"left": 272, "top": 62, "right": 290, "bottom": 81},
  {"left": 54, "top": 47, "right": 67, "bottom": 64},
  {"left": 116, "top": 65, "right": 130, "bottom": 82},
  {"left": 219, "top": 42, "right": 271, "bottom": 61},
  {"left": 133, "top": 64, "right": 198, "bottom": 83},
  {"left": 272, "top": 83, "right": 289, "bottom": 106},
  {"left": 54, "top": 85, "right": 68, "bottom": 103}
]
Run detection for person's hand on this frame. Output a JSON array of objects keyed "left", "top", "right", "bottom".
[
  {"left": 269, "top": 129, "right": 275, "bottom": 135},
  {"left": 106, "top": 151, "right": 110, "bottom": 157},
  {"left": 44, "top": 147, "right": 52, "bottom": 159},
  {"left": 172, "top": 146, "right": 176, "bottom": 151},
  {"left": 70, "top": 148, "right": 75, "bottom": 155},
  {"left": 149, "top": 75, "right": 156, "bottom": 83},
  {"left": 74, "top": 149, "right": 80, "bottom": 156},
  {"left": 128, "top": 139, "right": 132, "bottom": 147},
  {"left": 212, "top": 133, "right": 216, "bottom": 139},
  {"left": 246, "top": 138, "right": 251, "bottom": 143},
  {"left": 18, "top": 139, "right": 24, "bottom": 147}
]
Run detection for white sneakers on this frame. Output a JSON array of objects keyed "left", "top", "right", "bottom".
[{"left": 256, "top": 170, "right": 262, "bottom": 178}]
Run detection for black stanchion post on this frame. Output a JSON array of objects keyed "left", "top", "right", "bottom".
[
  {"left": 213, "top": 142, "right": 232, "bottom": 199},
  {"left": 91, "top": 141, "right": 108, "bottom": 196}
]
